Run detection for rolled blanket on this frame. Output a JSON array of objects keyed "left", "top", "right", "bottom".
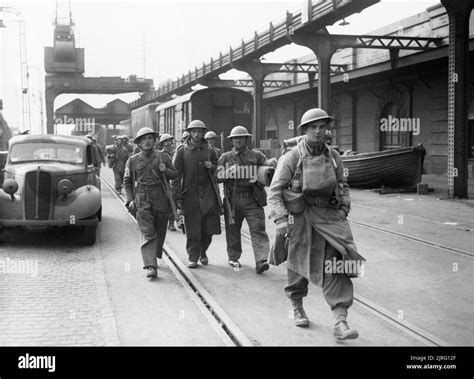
[{"left": 257, "top": 165, "right": 275, "bottom": 186}]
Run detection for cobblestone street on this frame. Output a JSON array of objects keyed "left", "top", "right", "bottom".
[{"left": 0, "top": 224, "right": 119, "bottom": 346}]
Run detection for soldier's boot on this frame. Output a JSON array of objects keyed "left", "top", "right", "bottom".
[
  {"left": 291, "top": 299, "right": 309, "bottom": 327},
  {"left": 146, "top": 266, "right": 157, "bottom": 279},
  {"left": 256, "top": 259, "right": 269, "bottom": 274},
  {"left": 199, "top": 254, "right": 209, "bottom": 265},
  {"left": 334, "top": 318, "right": 359, "bottom": 340},
  {"left": 168, "top": 221, "right": 176, "bottom": 231}
]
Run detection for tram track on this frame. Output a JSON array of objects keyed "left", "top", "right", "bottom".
[
  {"left": 101, "top": 176, "right": 252, "bottom": 347},
  {"left": 348, "top": 218, "right": 473, "bottom": 259},
  {"left": 231, "top": 221, "right": 449, "bottom": 346},
  {"left": 102, "top": 175, "right": 449, "bottom": 346}
]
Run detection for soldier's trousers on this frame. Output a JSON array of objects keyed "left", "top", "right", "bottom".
[
  {"left": 136, "top": 189, "right": 169, "bottom": 268},
  {"left": 224, "top": 193, "right": 269, "bottom": 263},
  {"left": 284, "top": 241, "right": 354, "bottom": 320},
  {"left": 113, "top": 168, "right": 125, "bottom": 191},
  {"left": 186, "top": 232, "right": 213, "bottom": 263}
]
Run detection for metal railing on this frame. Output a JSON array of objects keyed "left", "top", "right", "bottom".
[{"left": 131, "top": 0, "right": 379, "bottom": 108}]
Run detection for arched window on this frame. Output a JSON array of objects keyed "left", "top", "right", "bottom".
[{"left": 379, "top": 102, "right": 412, "bottom": 150}]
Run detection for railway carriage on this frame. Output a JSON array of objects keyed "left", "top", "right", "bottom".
[{"left": 152, "top": 87, "right": 253, "bottom": 152}]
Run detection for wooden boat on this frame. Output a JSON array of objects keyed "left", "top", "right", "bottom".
[
  {"left": 341, "top": 144, "right": 426, "bottom": 188},
  {"left": 281, "top": 137, "right": 426, "bottom": 188}
]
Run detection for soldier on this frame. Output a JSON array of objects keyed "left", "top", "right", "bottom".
[
  {"left": 123, "top": 127, "right": 178, "bottom": 279},
  {"left": 205, "top": 131, "right": 222, "bottom": 158},
  {"left": 159, "top": 133, "right": 177, "bottom": 232},
  {"left": 324, "top": 130, "right": 343, "bottom": 155},
  {"left": 217, "top": 126, "right": 277, "bottom": 273},
  {"left": 85, "top": 134, "right": 105, "bottom": 176},
  {"left": 267, "top": 108, "right": 365, "bottom": 340},
  {"left": 107, "top": 136, "right": 129, "bottom": 192},
  {"left": 122, "top": 135, "right": 134, "bottom": 154},
  {"left": 171, "top": 120, "right": 221, "bottom": 268},
  {"left": 178, "top": 131, "right": 190, "bottom": 148},
  {"left": 159, "top": 133, "right": 174, "bottom": 156}
]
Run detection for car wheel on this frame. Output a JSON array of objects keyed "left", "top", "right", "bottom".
[{"left": 83, "top": 224, "right": 97, "bottom": 245}]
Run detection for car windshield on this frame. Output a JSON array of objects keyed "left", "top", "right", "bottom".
[{"left": 9, "top": 142, "right": 84, "bottom": 164}]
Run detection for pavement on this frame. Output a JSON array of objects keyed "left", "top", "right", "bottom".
[
  {"left": 0, "top": 166, "right": 471, "bottom": 346},
  {"left": 0, "top": 171, "right": 225, "bottom": 346}
]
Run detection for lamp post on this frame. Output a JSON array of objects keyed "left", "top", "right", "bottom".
[{"left": 0, "top": 6, "right": 31, "bottom": 132}]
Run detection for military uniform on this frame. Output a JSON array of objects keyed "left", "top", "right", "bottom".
[
  {"left": 267, "top": 137, "right": 365, "bottom": 326},
  {"left": 107, "top": 143, "right": 129, "bottom": 191},
  {"left": 171, "top": 139, "right": 221, "bottom": 263},
  {"left": 217, "top": 147, "right": 270, "bottom": 265},
  {"left": 123, "top": 149, "right": 177, "bottom": 268},
  {"left": 210, "top": 145, "right": 222, "bottom": 159}
]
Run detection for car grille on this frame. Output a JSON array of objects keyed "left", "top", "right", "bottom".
[{"left": 25, "top": 171, "right": 51, "bottom": 220}]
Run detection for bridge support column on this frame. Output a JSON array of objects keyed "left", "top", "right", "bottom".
[
  {"left": 441, "top": 0, "right": 472, "bottom": 198},
  {"left": 45, "top": 86, "right": 59, "bottom": 134},
  {"left": 289, "top": 31, "right": 350, "bottom": 114},
  {"left": 232, "top": 60, "right": 281, "bottom": 147}
]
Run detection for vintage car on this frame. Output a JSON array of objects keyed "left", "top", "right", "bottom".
[{"left": 0, "top": 134, "right": 102, "bottom": 245}]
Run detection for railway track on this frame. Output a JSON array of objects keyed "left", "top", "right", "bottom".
[
  {"left": 101, "top": 176, "right": 252, "bottom": 347},
  {"left": 102, "top": 175, "right": 449, "bottom": 346},
  {"left": 225, "top": 221, "right": 449, "bottom": 347},
  {"left": 348, "top": 218, "right": 473, "bottom": 259}
]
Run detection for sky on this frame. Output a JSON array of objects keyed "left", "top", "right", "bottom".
[{"left": 0, "top": 0, "right": 439, "bottom": 133}]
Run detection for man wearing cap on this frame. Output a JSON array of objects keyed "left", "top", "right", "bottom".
[
  {"left": 205, "top": 131, "right": 222, "bottom": 159},
  {"left": 171, "top": 120, "right": 221, "bottom": 268},
  {"left": 159, "top": 133, "right": 177, "bottom": 231},
  {"left": 107, "top": 136, "right": 129, "bottom": 192},
  {"left": 217, "top": 125, "right": 277, "bottom": 273},
  {"left": 123, "top": 127, "right": 177, "bottom": 279},
  {"left": 267, "top": 107, "right": 365, "bottom": 340}
]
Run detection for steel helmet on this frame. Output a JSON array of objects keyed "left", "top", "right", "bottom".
[
  {"left": 181, "top": 131, "right": 190, "bottom": 140},
  {"left": 133, "top": 127, "right": 159, "bottom": 144},
  {"left": 187, "top": 119, "right": 207, "bottom": 130},
  {"left": 122, "top": 135, "right": 129, "bottom": 141},
  {"left": 159, "top": 133, "right": 174, "bottom": 143},
  {"left": 227, "top": 125, "right": 252, "bottom": 139},
  {"left": 298, "top": 108, "right": 334, "bottom": 129},
  {"left": 84, "top": 134, "right": 93, "bottom": 140},
  {"left": 205, "top": 131, "right": 218, "bottom": 139}
]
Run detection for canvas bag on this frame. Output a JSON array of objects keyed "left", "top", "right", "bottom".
[{"left": 300, "top": 143, "right": 338, "bottom": 197}]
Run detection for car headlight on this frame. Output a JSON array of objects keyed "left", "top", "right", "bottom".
[
  {"left": 2, "top": 179, "right": 19, "bottom": 195},
  {"left": 57, "top": 179, "right": 73, "bottom": 196}
]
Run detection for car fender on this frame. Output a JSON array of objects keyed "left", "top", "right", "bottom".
[
  {"left": 0, "top": 191, "right": 22, "bottom": 220},
  {"left": 54, "top": 185, "right": 101, "bottom": 221}
]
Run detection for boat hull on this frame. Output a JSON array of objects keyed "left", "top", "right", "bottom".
[{"left": 341, "top": 145, "right": 426, "bottom": 188}]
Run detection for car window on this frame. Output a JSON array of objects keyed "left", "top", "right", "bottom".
[{"left": 10, "top": 143, "right": 84, "bottom": 164}]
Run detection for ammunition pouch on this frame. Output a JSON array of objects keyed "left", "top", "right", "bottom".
[{"left": 282, "top": 188, "right": 305, "bottom": 214}]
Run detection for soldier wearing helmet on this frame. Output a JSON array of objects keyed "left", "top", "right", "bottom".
[
  {"left": 158, "top": 133, "right": 174, "bottom": 156},
  {"left": 106, "top": 135, "right": 129, "bottom": 192},
  {"left": 158, "top": 133, "right": 177, "bottom": 232},
  {"left": 181, "top": 131, "right": 190, "bottom": 144},
  {"left": 122, "top": 135, "right": 134, "bottom": 154},
  {"left": 205, "top": 131, "right": 222, "bottom": 159},
  {"left": 267, "top": 108, "right": 364, "bottom": 340},
  {"left": 85, "top": 134, "right": 105, "bottom": 175},
  {"left": 123, "top": 127, "right": 178, "bottom": 279},
  {"left": 216, "top": 125, "right": 277, "bottom": 274},
  {"left": 171, "top": 120, "right": 221, "bottom": 268}
]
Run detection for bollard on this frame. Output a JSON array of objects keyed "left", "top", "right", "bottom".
[{"left": 417, "top": 183, "right": 428, "bottom": 195}]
